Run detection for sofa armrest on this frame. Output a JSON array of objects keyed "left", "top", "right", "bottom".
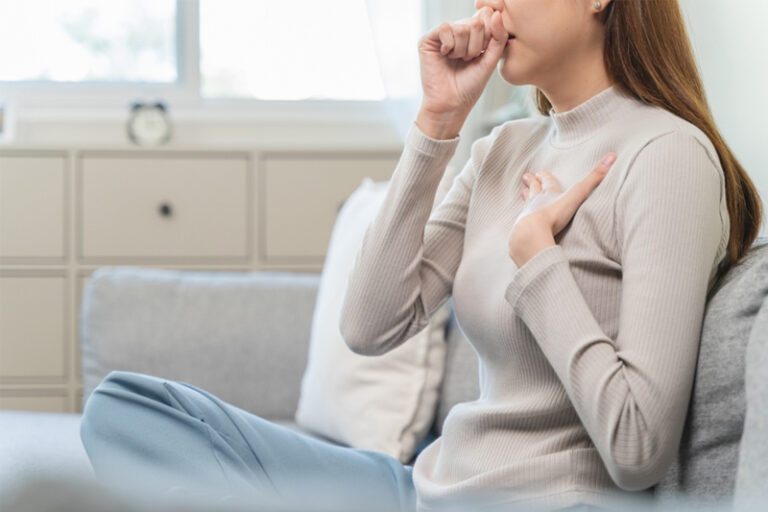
[
  {"left": 734, "top": 294, "right": 768, "bottom": 509},
  {"left": 80, "top": 267, "right": 320, "bottom": 420}
]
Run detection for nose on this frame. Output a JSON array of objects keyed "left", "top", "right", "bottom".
[{"left": 475, "top": 0, "right": 505, "bottom": 11}]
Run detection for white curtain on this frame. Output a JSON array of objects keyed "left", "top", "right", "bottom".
[{"left": 363, "top": 0, "right": 425, "bottom": 140}]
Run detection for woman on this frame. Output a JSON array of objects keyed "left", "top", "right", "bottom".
[{"left": 80, "top": 1, "right": 763, "bottom": 511}]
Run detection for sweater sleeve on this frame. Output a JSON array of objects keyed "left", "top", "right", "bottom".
[
  {"left": 339, "top": 123, "right": 495, "bottom": 356},
  {"left": 503, "top": 131, "right": 727, "bottom": 491}
]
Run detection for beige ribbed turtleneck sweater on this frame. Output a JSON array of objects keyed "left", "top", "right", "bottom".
[{"left": 339, "top": 84, "right": 731, "bottom": 511}]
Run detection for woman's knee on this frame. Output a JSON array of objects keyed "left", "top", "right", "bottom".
[{"left": 80, "top": 370, "right": 169, "bottom": 444}]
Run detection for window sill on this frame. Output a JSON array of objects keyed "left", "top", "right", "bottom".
[
  {"left": 0, "top": 99, "right": 412, "bottom": 149},
  {"left": 1, "top": 116, "right": 404, "bottom": 151}
]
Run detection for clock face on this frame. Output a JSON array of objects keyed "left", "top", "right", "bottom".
[{"left": 128, "top": 105, "right": 171, "bottom": 145}]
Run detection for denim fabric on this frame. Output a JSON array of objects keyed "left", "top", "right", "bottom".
[{"left": 80, "top": 370, "right": 417, "bottom": 512}]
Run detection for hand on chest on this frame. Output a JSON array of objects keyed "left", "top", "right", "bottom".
[{"left": 465, "top": 151, "right": 623, "bottom": 267}]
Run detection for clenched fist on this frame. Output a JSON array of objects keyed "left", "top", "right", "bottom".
[{"left": 415, "top": 6, "right": 510, "bottom": 139}]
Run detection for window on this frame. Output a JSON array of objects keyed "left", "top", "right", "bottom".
[
  {"left": 200, "top": 0, "right": 385, "bottom": 101},
  {"left": 0, "top": 0, "right": 176, "bottom": 83},
  {"left": 0, "top": 0, "right": 421, "bottom": 104}
]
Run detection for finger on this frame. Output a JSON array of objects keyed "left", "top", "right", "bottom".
[
  {"left": 560, "top": 153, "right": 617, "bottom": 212},
  {"left": 479, "top": 10, "right": 508, "bottom": 63},
  {"left": 529, "top": 176, "right": 542, "bottom": 197},
  {"left": 466, "top": 18, "right": 485, "bottom": 60},
  {"left": 437, "top": 23, "right": 455, "bottom": 56},
  {"left": 535, "top": 171, "right": 561, "bottom": 193},
  {"left": 473, "top": 5, "right": 493, "bottom": 21},
  {"left": 522, "top": 188, "right": 529, "bottom": 201},
  {"left": 583, "top": 153, "right": 616, "bottom": 186},
  {"left": 474, "top": 7, "right": 493, "bottom": 49},
  {"left": 489, "top": 9, "right": 507, "bottom": 43},
  {"left": 450, "top": 22, "right": 470, "bottom": 59}
]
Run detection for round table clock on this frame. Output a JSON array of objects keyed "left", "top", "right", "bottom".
[{"left": 127, "top": 101, "right": 172, "bottom": 146}]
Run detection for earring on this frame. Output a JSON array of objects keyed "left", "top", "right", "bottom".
[{"left": 594, "top": 1, "right": 602, "bottom": 9}]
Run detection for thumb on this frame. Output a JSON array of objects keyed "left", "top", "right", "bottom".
[{"left": 479, "top": 11, "right": 508, "bottom": 65}]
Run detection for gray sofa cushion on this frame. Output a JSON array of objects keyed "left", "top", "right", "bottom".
[
  {"left": 654, "top": 237, "right": 768, "bottom": 504},
  {"left": 734, "top": 284, "right": 768, "bottom": 508},
  {"left": 0, "top": 411, "right": 95, "bottom": 498},
  {"left": 431, "top": 299, "right": 480, "bottom": 436},
  {"left": 81, "top": 267, "right": 320, "bottom": 420}
]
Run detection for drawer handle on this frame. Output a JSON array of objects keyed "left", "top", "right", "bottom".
[{"left": 158, "top": 202, "right": 173, "bottom": 217}]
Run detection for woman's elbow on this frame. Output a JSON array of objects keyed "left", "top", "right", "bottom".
[
  {"left": 338, "top": 299, "right": 426, "bottom": 356},
  {"left": 607, "top": 450, "right": 674, "bottom": 491},
  {"left": 341, "top": 334, "right": 380, "bottom": 357},
  {"left": 338, "top": 315, "right": 387, "bottom": 356}
]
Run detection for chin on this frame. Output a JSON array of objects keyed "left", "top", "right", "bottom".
[{"left": 496, "top": 62, "right": 527, "bottom": 86}]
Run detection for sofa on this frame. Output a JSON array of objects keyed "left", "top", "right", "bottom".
[{"left": 1, "top": 237, "right": 767, "bottom": 512}]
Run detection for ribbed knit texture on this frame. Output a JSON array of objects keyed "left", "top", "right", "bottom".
[{"left": 339, "top": 85, "right": 731, "bottom": 511}]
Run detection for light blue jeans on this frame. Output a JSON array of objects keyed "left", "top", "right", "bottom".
[
  {"left": 79, "top": 370, "right": 418, "bottom": 512},
  {"left": 80, "top": 370, "right": 611, "bottom": 512}
]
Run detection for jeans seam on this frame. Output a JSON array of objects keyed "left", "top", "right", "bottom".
[
  {"left": 168, "top": 381, "right": 282, "bottom": 498},
  {"left": 161, "top": 382, "right": 235, "bottom": 489}
]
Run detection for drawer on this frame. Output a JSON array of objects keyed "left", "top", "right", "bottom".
[
  {"left": 79, "top": 154, "right": 249, "bottom": 259},
  {"left": 0, "top": 275, "right": 67, "bottom": 381},
  {"left": 262, "top": 154, "right": 398, "bottom": 261},
  {"left": 0, "top": 155, "right": 66, "bottom": 260}
]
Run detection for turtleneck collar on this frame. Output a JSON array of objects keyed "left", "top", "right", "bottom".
[{"left": 547, "top": 84, "right": 636, "bottom": 148}]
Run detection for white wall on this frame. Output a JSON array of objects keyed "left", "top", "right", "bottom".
[{"left": 678, "top": 0, "right": 768, "bottom": 236}]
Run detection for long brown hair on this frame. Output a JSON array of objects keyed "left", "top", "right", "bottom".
[{"left": 532, "top": 0, "right": 763, "bottom": 283}]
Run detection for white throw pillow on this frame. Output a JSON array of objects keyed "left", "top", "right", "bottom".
[{"left": 295, "top": 175, "right": 453, "bottom": 463}]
